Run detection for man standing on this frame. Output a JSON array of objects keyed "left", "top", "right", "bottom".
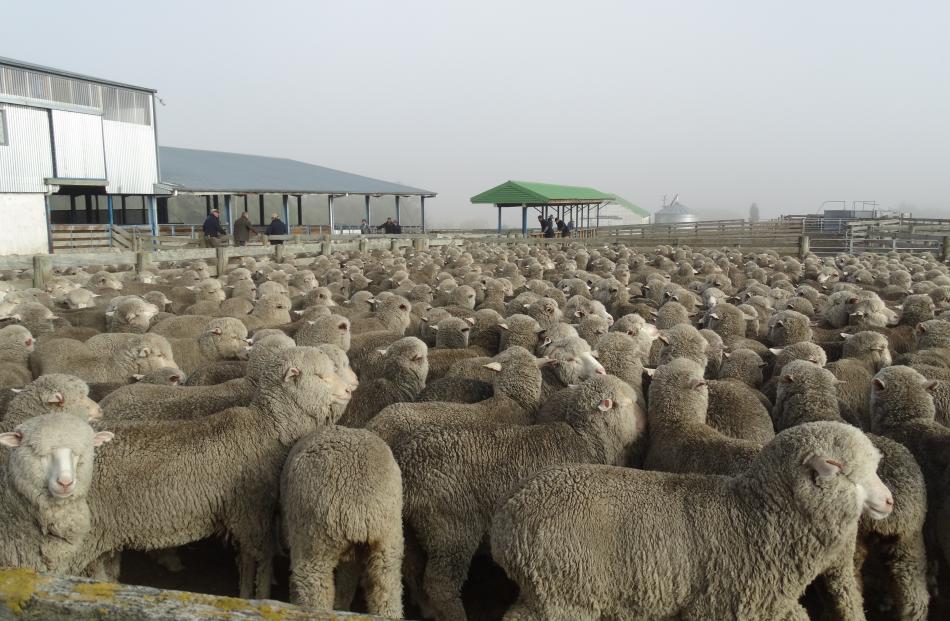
[
  {"left": 266, "top": 212, "right": 288, "bottom": 245},
  {"left": 233, "top": 212, "right": 256, "bottom": 246},
  {"left": 202, "top": 209, "right": 225, "bottom": 247},
  {"left": 376, "top": 217, "right": 396, "bottom": 234},
  {"left": 360, "top": 219, "right": 371, "bottom": 234}
]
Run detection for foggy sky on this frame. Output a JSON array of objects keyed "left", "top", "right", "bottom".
[{"left": 4, "top": 0, "right": 948, "bottom": 227}]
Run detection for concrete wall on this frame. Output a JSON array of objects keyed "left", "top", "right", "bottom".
[{"left": 0, "top": 194, "right": 48, "bottom": 255}]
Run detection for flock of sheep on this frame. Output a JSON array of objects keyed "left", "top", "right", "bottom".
[{"left": 1, "top": 240, "right": 949, "bottom": 621}]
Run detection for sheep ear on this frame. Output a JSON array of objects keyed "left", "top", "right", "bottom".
[
  {"left": 293, "top": 310, "right": 304, "bottom": 316},
  {"left": 722, "top": 351, "right": 731, "bottom": 359},
  {"left": 643, "top": 367, "right": 656, "bottom": 377},
  {"left": 782, "top": 373, "right": 796, "bottom": 383},
  {"left": 464, "top": 317, "right": 476, "bottom": 326},
  {"left": 483, "top": 362, "right": 503, "bottom": 372},
  {"left": 284, "top": 367, "right": 302, "bottom": 382},
  {"left": 210, "top": 327, "right": 223, "bottom": 336},
  {"left": 692, "top": 379, "right": 707, "bottom": 390},
  {"left": 742, "top": 313, "right": 756, "bottom": 321},
  {"left": 916, "top": 323, "right": 926, "bottom": 334},
  {"left": 597, "top": 398, "right": 613, "bottom": 412},
  {"left": 658, "top": 335, "right": 670, "bottom": 345},
  {"left": 590, "top": 350, "right": 599, "bottom": 359},
  {"left": 924, "top": 380, "right": 938, "bottom": 393},
  {"left": 768, "top": 347, "right": 784, "bottom": 355},
  {"left": 430, "top": 325, "right": 439, "bottom": 331},
  {"left": 806, "top": 455, "right": 843, "bottom": 481},
  {"left": 839, "top": 333, "right": 852, "bottom": 340},
  {"left": 872, "top": 378, "right": 886, "bottom": 391},
  {"left": 9, "top": 388, "right": 24, "bottom": 394},
  {"left": 535, "top": 358, "right": 555, "bottom": 368},
  {"left": 92, "top": 431, "right": 115, "bottom": 447},
  {"left": 131, "top": 374, "right": 145, "bottom": 381},
  {"left": 0, "top": 431, "right": 23, "bottom": 448},
  {"left": 574, "top": 310, "right": 584, "bottom": 317},
  {"left": 138, "top": 348, "right": 151, "bottom": 358},
  {"left": 376, "top": 349, "right": 388, "bottom": 356},
  {"left": 708, "top": 313, "right": 720, "bottom": 320}
]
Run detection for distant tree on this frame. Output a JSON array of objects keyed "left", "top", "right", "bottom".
[{"left": 749, "top": 202, "right": 760, "bottom": 223}]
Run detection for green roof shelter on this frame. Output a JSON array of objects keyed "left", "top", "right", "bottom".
[{"left": 470, "top": 180, "right": 647, "bottom": 236}]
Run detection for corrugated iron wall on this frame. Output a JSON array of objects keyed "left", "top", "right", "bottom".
[
  {"left": 51, "top": 109, "right": 106, "bottom": 179},
  {"left": 0, "top": 103, "right": 53, "bottom": 192},
  {"left": 103, "top": 118, "right": 158, "bottom": 194}
]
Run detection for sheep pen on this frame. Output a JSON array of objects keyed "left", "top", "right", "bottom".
[{"left": 0, "top": 236, "right": 949, "bottom": 621}]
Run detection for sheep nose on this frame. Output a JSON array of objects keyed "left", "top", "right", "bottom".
[{"left": 57, "top": 477, "right": 74, "bottom": 489}]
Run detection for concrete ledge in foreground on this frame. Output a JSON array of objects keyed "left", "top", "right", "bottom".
[{"left": 0, "top": 568, "right": 397, "bottom": 620}]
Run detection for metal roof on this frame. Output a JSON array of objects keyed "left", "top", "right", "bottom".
[
  {"left": 158, "top": 146, "right": 436, "bottom": 196},
  {"left": 0, "top": 56, "right": 157, "bottom": 93},
  {"left": 656, "top": 200, "right": 694, "bottom": 214},
  {"left": 470, "top": 180, "right": 648, "bottom": 217}
]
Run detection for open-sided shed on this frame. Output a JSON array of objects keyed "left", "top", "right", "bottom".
[
  {"left": 156, "top": 146, "right": 436, "bottom": 233},
  {"left": 470, "top": 180, "right": 647, "bottom": 236}
]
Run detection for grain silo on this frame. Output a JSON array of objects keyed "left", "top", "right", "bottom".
[{"left": 654, "top": 196, "right": 697, "bottom": 224}]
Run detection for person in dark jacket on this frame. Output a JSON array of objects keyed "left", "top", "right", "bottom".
[
  {"left": 556, "top": 218, "right": 569, "bottom": 237},
  {"left": 543, "top": 215, "right": 556, "bottom": 238},
  {"left": 202, "top": 209, "right": 226, "bottom": 247},
  {"left": 232, "top": 212, "right": 256, "bottom": 246},
  {"left": 266, "top": 213, "right": 288, "bottom": 245},
  {"left": 376, "top": 217, "right": 398, "bottom": 234}
]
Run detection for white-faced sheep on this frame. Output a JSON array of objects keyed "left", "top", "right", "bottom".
[
  {"left": 490, "top": 421, "right": 893, "bottom": 621},
  {"left": 32, "top": 332, "right": 177, "bottom": 383},
  {"left": 70, "top": 347, "right": 352, "bottom": 599},
  {"left": 0, "top": 414, "right": 114, "bottom": 572},
  {"left": 338, "top": 337, "right": 428, "bottom": 428},
  {"left": 395, "top": 375, "right": 643, "bottom": 621}
]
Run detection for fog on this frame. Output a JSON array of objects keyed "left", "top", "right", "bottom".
[{"left": 4, "top": 0, "right": 948, "bottom": 227}]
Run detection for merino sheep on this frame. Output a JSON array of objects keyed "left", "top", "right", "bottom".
[
  {"left": 644, "top": 358, "right": 761, "bottom": 475},
  {"left": 2, "top": 374, "right": 102, "bottom": 429},
  {"left": 280, "top": 426, "right": 403, "bottom": 617},
  {"left": 32, "top": 332, "right": 178, "bottom": 383},
  {"left": 396, "top": 375, "right": 643, "bottom": 621},
  {"left": 490, "top": 421, "right": 893, "bottom": 621},
  {"left": 0, "top": 414, "right": 114, "bottom": 572},
  {"left": 338, "top": 337, "right": 428, "bottom": 428},
  {"left": 70, "top": 347, "right": 352, "bottom": 599}
]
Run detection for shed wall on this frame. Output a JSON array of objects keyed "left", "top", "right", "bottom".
[
  {"left": 0, "top": 103, "right": 53, "bottom": 192},
  {"left": 51, "top": 109, "right": 106, "bottom": 179},
  {"left": 0, "top": 193, "right": 48, "bottom": 254},
  {"left": 103, "top": 118, "right": 158, "bottom": 194}
]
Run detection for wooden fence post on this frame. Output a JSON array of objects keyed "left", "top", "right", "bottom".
[
  {"left": 215, "top": 246, "right": 229, "bottom": 277},
  {"left": 799, "top": 235, "right": 810, "bottom": 259},
  {"left": 321, "top": 240, "right": 332, "bottom": 256},
  {"left": 32, "top": 255, "right": 52, "bottom": 290},
  {"left": 275, "top": 243, "right": 285, "bottom": 263},
  {"left": 942, "top": 236, "right": 950, "bottom": 262},
  {"left": 390, "top": 239, "right": 400, "bottom": 253},
  {"left": 135, "top": 251, "right": 150, "bottom": 274},
  {"left": 359, "top": 238, "right": 368, "bottom": 253}
]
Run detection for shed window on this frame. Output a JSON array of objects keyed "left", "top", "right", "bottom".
[
  {"left": 102, "top": 87, "right": 151, "bottom": 125},
  {"left": 0, "top": 109, "right": 7, "bottom": 146}
]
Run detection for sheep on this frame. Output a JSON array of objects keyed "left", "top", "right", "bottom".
[
  {"left": 162, "top": 317, "right": 250, "bottom": 375},
  {"left": 592, "top": 332, "right": 646, "bottom": 394},
  {"left": 338, "top": 337, "right": 428, "bottom": 428},
  {"left": 240, "top": 293, "right": 293, "bottom": 331},
  {"left": 149, "top": 314, "right": 217, "bottom": 339},
  {"left": 644, "top": 358, "right": 762, "bottom": 475},
  {"left": 350, "top": 295, "right": 412, "bottom": 334},
  {"left": 655, "top": 323, "right": 708, "bottom": 368},
  {"left": 5, "top": 302, "right": 58, "bottom": 336},
  {"left": 86, "top": 366, "right": 187, "bottom": 402},
  {"left": 575, "top": 314, "right": 610, "bottom": 348},
  {"left": 610, "top": 313, "right": 658, "bottom": 365},
  {"left": 826, "top": 330, "right": 892, "bottom": 427},
  {"left": 0, "top": 324, "right": 34, "bottom": 389},
  {"left": 489, "top": 421, "right": 893, "bottom": 621},
  {"left": 69, "top": 346, "right": 352, "bottom": 599},
  {"left": 32, "top": 332, "right": 177, "bottom": 383},
  {"left": 771, "top": 360, "right": 930, "bottom": 621},
  {"left": 295, "top": 314, "right": 352, "bottom": 351},
  {"left": 2, "top": 374, "right": 102, "bottom": 429},
  {"left": 395, "top": 375, "right": 643, "bottom": 621},
  {"left": 761, "top": 341, "right": 829, "bottom": 403},
  {"left": 525, "top": 297, "right": 562, "bottom": 331},
  {"left": 717, "top": 348, "right": 767, "bottom": 388},
  {"left": 0, "top": 414, "right": 114, "bottom": 573},
  {"left": 366, "top": 346, "right": 545, "bottom": 447},
  {"left": 869, "top": 366, "right": 950, "bottom": 561},
  {"left": 540, "top": 336, "right": 604, "bottom": 401},
  {"left": 106, "top": 296, "right": 160, "bottom": 333},
  {"left": 766, "top": 309, "right": 814, "bottom": 347},
  {"left": 280, "top": 426, "right": 403, "bottom": 617},
  {"left": 98, "top": 376, "right": 255, "bottom": 423}
]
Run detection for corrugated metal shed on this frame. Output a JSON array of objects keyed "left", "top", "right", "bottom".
[
  {"left": 158, "top": 146, "right": 435, "bottom": 196},
  {"left": 0, "top": 104, "right": 54, "bottom": 192},
  {"left": 0, "top": 56, "right": 156, "bottom": 93}
]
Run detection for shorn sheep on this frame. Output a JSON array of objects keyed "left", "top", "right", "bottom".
[{"left": 490, "top": 421, "right": 893, "bottom": 621}]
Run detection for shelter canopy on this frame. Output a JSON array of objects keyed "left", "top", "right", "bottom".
[{"left": 157, "top": 146, "right": 435, "bottom": 196}]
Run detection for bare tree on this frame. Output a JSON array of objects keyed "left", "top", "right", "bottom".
[{"left": 749, "top": 202, "right": 760, "bottom": 223}]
